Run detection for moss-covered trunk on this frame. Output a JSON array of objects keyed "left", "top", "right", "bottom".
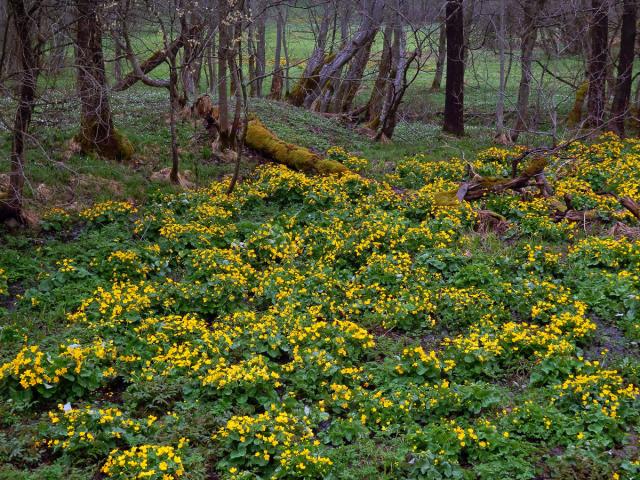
[
  {"left": 245, "top": 118, "right": 348, "bottom": 175},
  {"left": 76, "top": 0, "right": 132, "bottom": 161}
]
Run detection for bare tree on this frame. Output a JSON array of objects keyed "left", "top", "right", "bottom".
[
  {"left": 586, "top": 0, "right": 608, "bottom": 129},
  {"left": 76, "top": 0, "right": 132, "bottom": 160},
  {"left": 610, "top": 0, "right": 636, "bottom": 136},
  {"left": 512, "top": 0, "right": 547, "bottom": 141},
  {"left": 430, "top": 15, "right": 446, "bottom": 91},
  {"left": 288, "top": 2, "right": 332, "bottom": 106},
  {"left": 302, "top": 0, "right": 386, "bottom": 109},
  {"left": 443, "top": 0, "right": 464, "bottom": 135},
  {"left": 362, "top": 24, "right": 393, "bottom": 127},
  {"left": 268, "top": 6, "right": 284, "bottom": 100},
  {"left": 495, "top": 0, "right": 508, "bottom": 143},
  {"left": 0, "top": 0, "right": 43, "bottom": 224}
]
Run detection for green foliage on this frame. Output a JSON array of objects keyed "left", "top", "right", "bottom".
[{"left": 1, "top": 138, "right": 639, "bottom": 480}]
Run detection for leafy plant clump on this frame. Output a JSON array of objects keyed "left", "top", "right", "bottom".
[{"left": 0, "top": 136, "right": 639, "bottom": 479}]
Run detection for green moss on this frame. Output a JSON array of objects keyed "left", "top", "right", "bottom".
[
  {"left": 434, "top": 190, "right": 460, "bottom": 206},
  {"left": 522, "top": 156, "right": 548, "bottom": 177},
  {"left": 76, "top": 123, "right": 134, "bottom": 162},
  {"left": 245, "top": 118, "right": 348, "bottom": 175},
  {"left": 567, "top": 81, "right": 588, "bottom": 127}
]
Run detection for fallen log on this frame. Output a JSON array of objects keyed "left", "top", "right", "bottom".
[
  {"left": 245, "top": 118, "right": 349, "bottom": 175},
  {"left": 453, "top": 156, "right": 548, "bottom": 202},
  {"left": 191, "top": 95, "right": 349, "bottom": 175}
]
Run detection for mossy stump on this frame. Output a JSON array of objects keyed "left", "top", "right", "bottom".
[{"left": 76, "top": 124, "right": 134, "bottom": 162}]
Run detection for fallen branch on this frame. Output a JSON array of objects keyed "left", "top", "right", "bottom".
[
  {"left": 620, "top": 197, "right": 640, "bottom": 220},
  {"left": 454, "top": 156, "right": 548, "bottom": 201}
]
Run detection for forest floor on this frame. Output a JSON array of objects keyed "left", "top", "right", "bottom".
[
  {"left": 0, "top": 87, "right": 504, "bottom": 216},
  {"left": 1, "top": 91, "right": 640, "bottom": 480}
]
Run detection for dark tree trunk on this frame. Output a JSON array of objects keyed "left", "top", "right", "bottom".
[
  {"left": 217, "top": 0, "right": 231, "bottom": 147},
  {"left": 610, "top": 0, "right": 637, "bottom": 136},
  {"left": 587, "top": 0, "right": 608, "bottom": 129},
  {"left": 1, "top": 0, "right": 41, "bottom": 223},
  {"left": 443, "top": 0, "right": 465, "bottom": 136},
  {"left": 168, "top": 52, "right": 180, "bottom": 184},
  {"left": 431, "top": 17, "right": 446, "bottom": 91},
  {"left": 512, "top": 0, "right": 546, "bottom": 141},
  {"left": 76, "top": 0, "right": 131, "bottom": 160}
]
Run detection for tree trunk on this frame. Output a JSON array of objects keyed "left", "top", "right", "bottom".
[
  {"left": 282, "top": 8, "right": 291, "bottom": 96},
  {"left": 587, "top": 0, "right": 608, "bottom": 129},
  {"left": 302, "top": 0, "right": 386, "bottom": 109},
  {"left": 495, "top": 0, "right": 508, "bottom": 142},
  {"left": 180, "top": 7, "right": 205, "bottom": 104},
  {"left": 247, "top": 2, "right": 257, "bottom": 97},
  {"left": 431, "top": 18, "right": 446, "bottom": 91},
  {"left": 269, "top": 7, "right": 284, "bottom": 100},
  {"left": 462, "top": 0, "right": 476, "bottom": 65},
  {"left": 255, "top": 7, "right": 266, "bottom": 97},
  {"left": 512, "top": 0, "right": 546, "bottom": 141},
  {"left": 217, "top": 0, "right": 231, "bottom": 148},
  {"left": 287, "top": 4, "right": 331, "bottom": 106},
  {"left": 76, "top": 0, "right": 132, "bottom": 160},
  {"left": 364, "top": 24, "right": 393, "bottom": 127},
  {"left": 330, "top": 33, "right": 376, "bottom": 113},
  {"left": 610, "top": 0, "right": 637, "bottom": 136},
  {"left": 1, "top": 0, "right": 41, "bottom": 223},
  {"left": 443, "top": 0, "right": 465, "bottom": 136},
  {"left": 207, "top": 26, "right": 217, "bottom": 94},
  {"left": 168, "top": 53, "right": 180, "bottom": 184},
  {"left": 376, "top": 8, "right": 415, "bottom": 141}
]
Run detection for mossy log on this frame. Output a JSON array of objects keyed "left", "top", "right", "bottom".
[
  {"left": 245, "top": 118, "right": 349, "bottom": 175},
  {"left": 192, "top": 95, "right": 349, "bottom": 175},
  {"left": 445, "top": 156, "right": 548, "bottom": 203}
]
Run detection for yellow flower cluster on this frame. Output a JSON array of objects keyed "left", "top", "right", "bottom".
[
  {"left": 553, "top": 363, "right": 640, "bottom": 418},
  {"left": 80, "top": 200, "right": 137, "bottom": 222},
  {"left": 0, "top": 339, "right": 116, "bottom": 390},
  {"left": 0, "top": 267, "right": 7, "bottom": 295},
  {"left": 214, "top": 405, "right": 332, "bottom": 477},
  {"left": 101, "top": 444, "right": 186, "bottom": 479},
  {"left": 44, "top": 403, "right": 161, "bottom": 450},
  {"left": 326, "top": 146, "right": 369, "bottom": 172}
]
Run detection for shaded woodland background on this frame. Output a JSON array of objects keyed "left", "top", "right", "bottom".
[{"left": 0, "top": 0, "right": 638, "bottom": 223}]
